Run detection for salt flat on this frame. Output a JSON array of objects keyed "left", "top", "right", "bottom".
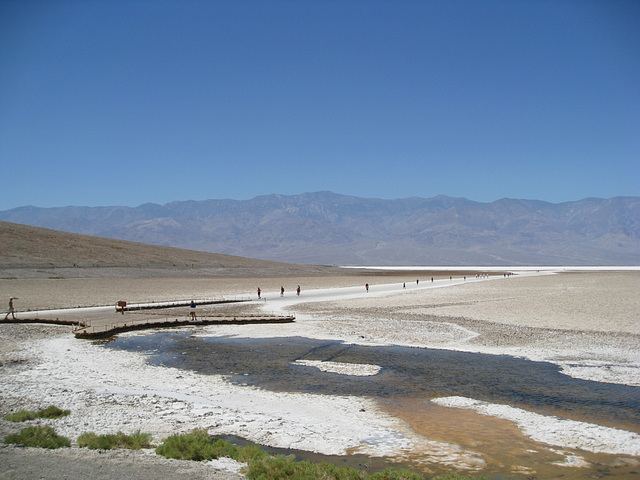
[{"left": 1, "top": 269, "right": 639, "bottom": 478}]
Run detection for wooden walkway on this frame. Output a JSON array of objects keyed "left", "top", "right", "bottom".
[
  {"left": 114, "top": 297, "right": 249, "bottom": 313},
  {"left": 72, "top": 313, "right": 295, "bottom": 339},
  {"left": 2, "top": 297, "right": 295, "bottom": 339}
]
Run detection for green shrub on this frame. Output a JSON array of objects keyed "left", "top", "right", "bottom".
[
  {"left": 156, "top": 429, "right": 239, "bottom": 461},
  {"left": 37, "top": 406, "right": 70, "bottom": 419},
  {"left": 154, "top": 430, "right": 487, "bottom": 480},
  {"left": 245, "top": 454, "right": 369, "bottom": 480},
  {"left": 4, "top": 426, "right": 71, "bottom": 449},
  {"left": 3, "top": 405, "right": 70, "bottom": 422},
  {"left": 78, "top": 430, "right": 153, "bottom": 450},
  {"left": 433, "top": 474, "right": 488, "bottom": 480},
  {"left": 236, "top": 444, "right": 268, "bottom": 463},
  {"left": 370, "top": 468, "right": 426, "bottom": 480},
  {"left": 77, "top": 432, "right": 104, "bottom": 449},
  {"left": 3, "top": 410, "right": 37, "bottom": 422}
]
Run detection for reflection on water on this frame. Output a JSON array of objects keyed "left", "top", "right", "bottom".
[{"left": 104, "top": 332, "right": 640, "bottom": 478}]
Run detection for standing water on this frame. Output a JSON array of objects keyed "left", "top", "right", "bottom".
[{"left": 105, "top": 332, "right": 640, "bottom": 478}]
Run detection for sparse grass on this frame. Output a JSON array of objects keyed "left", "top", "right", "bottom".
[
  {"left": 3, "top": 405, "right": 70, "bottom": 422},
  {"left": 36, "top": 406, "right": 71, "bottom": 419},
  {"left": 4, "top": 425, "right": 71, "bottom": 449},
  {"left": 3, "top": 410, "right": 37, "bottom": 422},
  {"left": 370, "top": 469, "right": 428, "bottom": 480},
  {"left": 435, "top": 473, "right": 487, "bottom": 480},
  {"left": 155, "top": 429, "right": 242, "bottom": 461},
  {"left": 155, "top": 430, "right": 488, "bottom": 480},
  {"left": 246, "top": 456, "right": 431, "bottom": 480},
  {"left": 78, "top": 430, "right": 153, "bottom": 450},
  {"left": 245, "top": 454, "right": 367, "bottom": 480}
]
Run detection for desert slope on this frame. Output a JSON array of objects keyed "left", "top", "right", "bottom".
[{"left": 0, "top": 221, "right": 342, "bottom": 279}]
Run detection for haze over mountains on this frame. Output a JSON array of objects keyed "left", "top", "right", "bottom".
[{"left": 1, "top": 192, "right": 639, "bottom": 266}]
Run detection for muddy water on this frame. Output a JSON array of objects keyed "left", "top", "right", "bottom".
[{"left": 105, "top": 332, "right": 640, "bottom": 478}]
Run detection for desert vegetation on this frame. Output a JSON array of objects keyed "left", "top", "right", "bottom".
[
  {"left": 77, "top": 430, "right": 153, "bottom": 450},
  {"left": 2, "top": 409, "right": 486, "bottom": 480},
  {"left": 4, "top": 426, "right": 71, "bottom": 449},
  {"left": 3, "top": 405, "right": 70, "bottom": 422},
  {"left": 154, "top": 429, "right": 487, "bottom": 480}
]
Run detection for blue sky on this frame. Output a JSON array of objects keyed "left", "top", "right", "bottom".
[{"left": 1, "top": 0, "right": 638, "bottom": 210}]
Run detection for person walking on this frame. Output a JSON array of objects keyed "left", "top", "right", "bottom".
[
  {"left": 257, "top": 288, "right": 261, "bottom": 299},
  {"left": 190, "top": 300, "right": 197, "bottom": 320},
  {"left": 296, "top": 285, "right": 301, "bottom": 296},
  {"left": 280, "top": 286, "right": 284, "bottom": 297},
  {"left": 4, "top": 297, "right": 16, "bottom": 320},
  {"left": 365, "top": 283, "right": 369, "bottom": 292}
]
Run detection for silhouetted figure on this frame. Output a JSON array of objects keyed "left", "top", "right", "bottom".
[{"left": 4, "top": 297, "right": 16, "bottom": 320}]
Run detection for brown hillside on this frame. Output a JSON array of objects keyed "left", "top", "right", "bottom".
[{"left": 0, "top": 221, "right": 340, "bottom": 278}]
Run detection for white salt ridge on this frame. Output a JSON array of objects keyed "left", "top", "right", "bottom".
[
  {"left": 432, "top": 396, "right": 640, "bottom": 456},
  {"left": 294, "top": 360, "right": 381, "bottom": 376}
]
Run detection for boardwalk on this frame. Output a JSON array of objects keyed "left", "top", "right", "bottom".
[
  {"left": 72, "top": 312, "right": 295, "bottom": 339},
  {"left": 3, "top": 297, "right": 295, "bottom": 339}
]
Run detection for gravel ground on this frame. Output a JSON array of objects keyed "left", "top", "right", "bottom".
[{"left": 0, "top": 445, "right": 246, "bottom": 480}]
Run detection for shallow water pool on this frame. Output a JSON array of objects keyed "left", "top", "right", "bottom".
[{"left": 104, "top": 331, "right": 640, "bottom": 478}]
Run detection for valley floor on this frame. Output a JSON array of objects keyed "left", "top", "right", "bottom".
[{"left": 1, "top": 268, "right": 639, "bottom": 479}]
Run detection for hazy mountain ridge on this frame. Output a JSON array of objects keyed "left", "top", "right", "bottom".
[{"left": 1, "top": 192, "right": 638, "bottom": 265}]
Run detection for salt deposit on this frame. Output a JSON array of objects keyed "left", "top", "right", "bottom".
[
  {"left": 1, "top": 268, "right": 639, "bottom": 477},
  {"left": 432, "top": 396, "right": 640, "bottom": 456}
]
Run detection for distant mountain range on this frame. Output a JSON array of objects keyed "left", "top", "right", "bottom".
[{"left": 1, "top": 192, "right": 639, "bottom": 266}]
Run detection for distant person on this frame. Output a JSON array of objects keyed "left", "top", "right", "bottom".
[
  {"left": 280, "top": 286, "right": 285, "bottom": 297},
  {"left": 416, "top": 279, "right": 419, "bottom": 285},
  {"left": 4, "top": 297, "right": 16, "bottom": 320},
  {"left": 365, "top": 283, "right": 369, "bottom": 292},
  {"left": 257, "top": 288, "right": 261, "bottom": 299},
  {"left": 431, "top": 277, "right": 433, "bottom": 282},
  {"left": 190, "top": 300, "right": 197, "bottom": 319},
  {"left": 403, "top": 282, "right": 406, "bottom": 289},
  {"left": 296, "top": 285, "right": 301, "bottom": 296}
]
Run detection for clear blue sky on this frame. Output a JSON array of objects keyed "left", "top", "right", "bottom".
[{"left": 1, "top": 0, "right": 638, "bottom": 210}]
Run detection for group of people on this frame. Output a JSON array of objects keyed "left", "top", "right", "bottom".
[
  {"left": 254, "top": 272, "right": 504, "bottom": 301},
  {"left": 257, "top": 285, "right": 301, "bottom": 299}
]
